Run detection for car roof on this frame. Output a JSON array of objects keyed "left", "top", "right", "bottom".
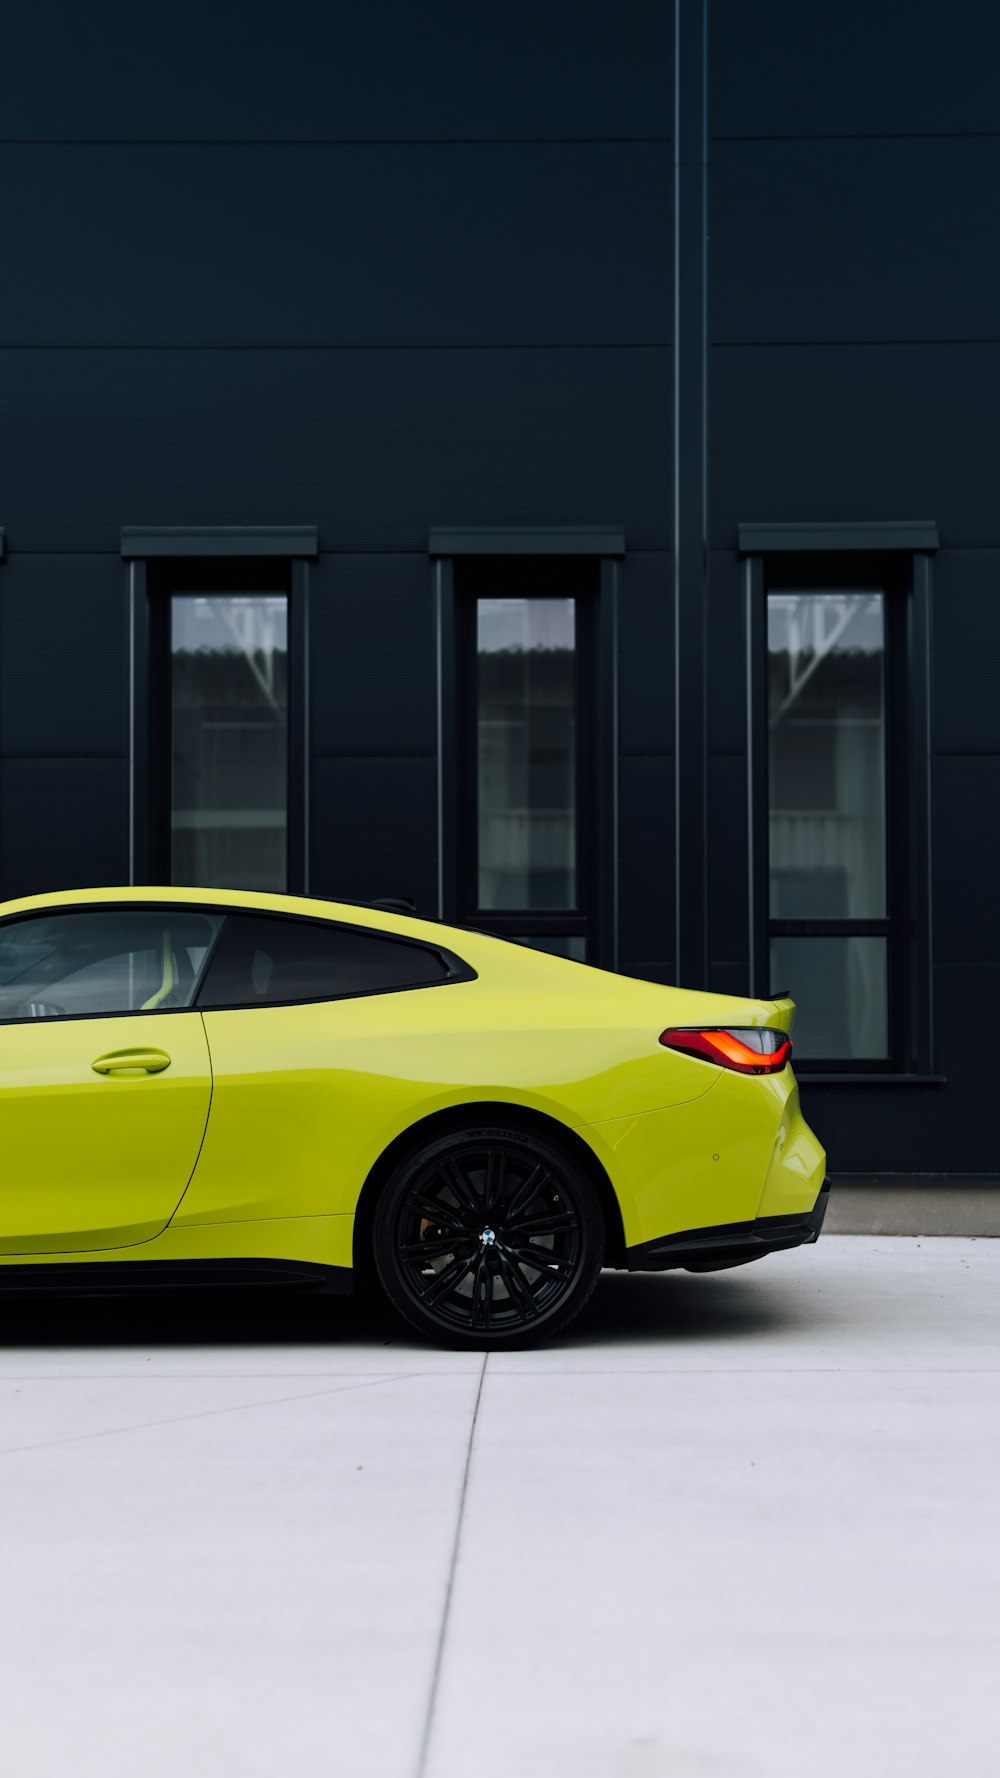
[
  {"left": 0, "top": 883, "right": 549, "bottom": 974},
  {"left": 0, "top": 883, "right": 447, "bottom": 940},
  {"left": 0, "top": 885, "right": 789, "bottom": 1027}
]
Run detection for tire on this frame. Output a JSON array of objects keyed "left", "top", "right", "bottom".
[{"left": 372, "top": 1123, "right": 605, "bottom": 1349}]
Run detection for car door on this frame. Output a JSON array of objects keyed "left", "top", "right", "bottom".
[{"left": 0, "top": 904, "right": 219, "bottom": 1254}]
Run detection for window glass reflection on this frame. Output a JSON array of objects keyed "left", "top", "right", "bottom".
[
  {"left": 510, "top": 935, "right": 587, "bottom": 961},
  {"left": 768, "top": 592, "right": 885, "bottom": 918},
  {"left": 477, "top": 598, "right": 576, "bottom": 910},
  {"left": 171, "top": 594, "right": 288, "bottom": 891},
  {"left": 770, "top": 935, "right": 888, "bottom": 1059},
  {"left": 0, "top": 910, "right": 221, "bottom": 1020}
]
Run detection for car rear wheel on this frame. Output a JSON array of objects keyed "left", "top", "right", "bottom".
[{"left": 372, "top": 1124, "right": 605, "bottom": 1348}]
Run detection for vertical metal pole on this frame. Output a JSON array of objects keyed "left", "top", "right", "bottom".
[
  {"left": 128, "top": 558, "right": 150, "bottom": 884},
  {"left": 597, "top": 556, "right": 620, "bottom": 971},
  {"left": 299, "top": 559, "right": 311, "bottom": 895},
  {"left": 435, "top": 557, "right": 457, "bottom": 922},
  {"left": 435, "top": 557, "right": 446, "bottom": 920},
  {"left": 673, "top": 0, "right": 709, "bottom": 986},
  {"left": 745, "top": 554, "right": 767, "bottom": 996},
  {"left": 127, "top": 561, "right": 136, "bottom": 886},
  {"left": 910, "top": 551, "right": 935, "bottom": 1069}
]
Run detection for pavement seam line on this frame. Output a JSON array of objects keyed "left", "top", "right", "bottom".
[
  {"left": 415, "top": 1352, "right": 488, "bottom": 1778},
  {"left": 0, "top": 1370, "right": 418, "bottom": 1460}
]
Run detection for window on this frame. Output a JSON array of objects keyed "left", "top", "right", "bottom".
[
  {"left": 752, "top": 548, "right": 935, "bottom": 1071},
  {"left": 455, "top": 559, "right": 597, "bottom": 959},
  {"left": 744, "top": 527, "right": 935, "bottom": 1076},
  {"left": 0, "top": 908, "right": 221, "bottom": 1022},
  {"left": 169, "top": 587, "right": 289, "bottom": 892},
  {"left": 197, "top": 913, "right": 460, "bottom": 1009},
  {"left": 126, "top": 527, "right": 314, "bottom": 895},
  {"left": 141, "top": 557, "right": 299, "bottom": 894},
  {"left": 768, "top": 588, "right": 889, "bottom": 1059}
]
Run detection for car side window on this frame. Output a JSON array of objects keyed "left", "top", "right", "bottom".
[
  {"left": 0, "top": 909, "right": 223, "bottom": 1022},
  {"left": 196, "top": 913, "right": 451, "bottom": 1009}
]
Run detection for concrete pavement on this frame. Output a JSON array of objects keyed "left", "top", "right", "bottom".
[{"left": 0, "top": 1237, "right": 997, "bottom": 1776}]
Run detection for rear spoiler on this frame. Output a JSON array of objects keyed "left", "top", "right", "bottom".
[
  {"left": 766, "top": 996, "right": 796, "bottom": 1035},
  {"left": 319, "top": 895, "right": 419, "bottom": 917}
]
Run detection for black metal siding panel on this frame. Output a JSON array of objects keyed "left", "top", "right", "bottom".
[
  {"left": 309, "top": 756, "right": 437, "bottom": 914},
  {"left": 0, "top": 556, "right": 127, "bottom": 758},
  {"left": 933, "top": 757, "right": 1000, "bottom": 965},
  {"left": 706, "top": 550, "right": 745, "bottom": 758},
  {"left": 309, "top": 555, "right": 436, "bottom": 758},
  {"left": 933, "top": 552, "right": 1000, "bottom": 756},
  {"left": 711, "top": 0, "right": 1000, "bottom": 137},
  {"left": 707, "top": 752, "right": 748, "bottom": 969},
  {"left": 617, "top": 553, "right": 673, "bottom": 758},
  {"left": 0, "top": 758, "right": 129, "bottom": 901},
  {"left": 929, "top": 966, "right": 1000, "bottom": 1153},
  {"left": 617, "top": 754, "right": 674, "bottom": 972},
  {"left": 713, "top": 139, "right": 1000, "bottom": 346},
  {"left": 711, "top": 344, "right": 1000, "bottom": 549},
  {"left": 2, "top": 144, "right": 672, "bottom": 349},
  {"left": 5, "top": 0, "right": 672, "bottom": 141},
  {"left": 0, "top": 348, "right": 672, "bottom": 554}
]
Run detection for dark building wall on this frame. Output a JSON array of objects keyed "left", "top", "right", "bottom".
[
  {"left": 708, "top": 0, "right": 1000, "bottom": 1173},
  {"left": 0, "top": 0, "right": 673, "bottom": 938},
  {"left": 1, "top": 0, "right": 998, "bottom": 1178}
]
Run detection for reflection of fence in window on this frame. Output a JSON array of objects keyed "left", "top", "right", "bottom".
[
  {"left": 770, "top": 934, "right": 888, "bottom": 1059},
  {"left": 476, "top": 598, "right": 577, "bottom": 911},
  {"left": 768, "top": 591, "right": 885, "bottom": 921},
  {"left": 170, "top": 594, "right": 288, "bottom": 892}
]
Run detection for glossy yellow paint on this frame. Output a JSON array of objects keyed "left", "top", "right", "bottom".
[
  {"left": 0, "top": 1011, "right": 212, "bottom": 1254},
  {"left": 0, "top": 885, "right": 826, "bottom": 1271},
  {"left": 584, "top": 1064, "right": 824, "bottom": 1244}
]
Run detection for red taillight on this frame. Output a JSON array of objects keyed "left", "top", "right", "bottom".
[{"left": 659, "top": 1027, "right": 793, "bottom": 1075}]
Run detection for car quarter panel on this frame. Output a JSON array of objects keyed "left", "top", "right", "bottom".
[
  {"left": 174, "top": 984, "right": 723, "bottom": 1229},
  {"left": 583, "top": 1066, "right": 824, "bottom": 1247},
  {"left": 754, "top": 1076, "right": 827, "bottom": 1219}
]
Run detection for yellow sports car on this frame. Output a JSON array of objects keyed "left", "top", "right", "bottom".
[{"left": 0, "top": 886, "right": 828, "bottom": 1346}]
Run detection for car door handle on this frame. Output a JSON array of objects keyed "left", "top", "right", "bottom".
[{"left": 91, "top": 1049, "right": 172, "bottom": 1076}]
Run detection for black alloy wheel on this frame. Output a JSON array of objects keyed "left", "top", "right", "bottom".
[{"left": 372, "top": 1124, "right": 605, "bottom": 1348}]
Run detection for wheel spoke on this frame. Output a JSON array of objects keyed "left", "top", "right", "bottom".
[
  {"left": 495, "top": 1249, "right": 541, "bottom": 1320},
  {"left": 399, "top": 1234, "right": 463, "bottom": 1263},
  {"left": 470, "top": 1252, "right": 494, "bottom": 1330},
  {"left": 507, "top": 1208, "right": 578, "bottom": 1238},
  {"left": 508, "top": 1243, "right": 574, "bottom": 1278},
  {"left": 437, "top": 1157, "right": 482, "bottom": 1221},
  {"left": 421, "top": 1249, "right": 477, "bottom": 1305},
  {"left": 503, "top": 1163, "right": 548, "bottom": 1223},
  {"left": 404, "top": 1188, "right": 466, "bottom": 1227},
  {"left": 483, "top": 1147, "right": 507, "bottom": 1217}
]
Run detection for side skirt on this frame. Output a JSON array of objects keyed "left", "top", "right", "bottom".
[
  {"left": 625, "top": 1179, "right": 831, "bottom": 1273},
  {"left": 0, "top": 1257, "right": 354, "bottom": 1297}
]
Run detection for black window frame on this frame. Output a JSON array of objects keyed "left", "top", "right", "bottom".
[
  {"left": 447, "top": 555, "right": 604, "bottom": 962},
  {"left": 746, "top": 545, "right": 935, "bottom": 1079}
]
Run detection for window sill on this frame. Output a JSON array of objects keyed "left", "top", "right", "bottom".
[{"left": 797, "top": 1073, "right": 946, "bottom": 1086}]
